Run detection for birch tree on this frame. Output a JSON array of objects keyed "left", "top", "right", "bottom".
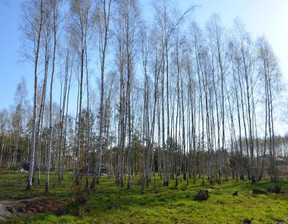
[
  {"left": 70, "top": 0, "right": 92, "bottom": 183},
  {"left": 46, "top": 0, "right": 59, "bottom": 193},
  {"left": 12, "top": 78, "right": 27, "bottom": 168},
  {"left": 23, "top": 0, "right": 44, "bottom": 190},
  {"left": 91, "top": 0, "right": 112, "bottom": 188}
]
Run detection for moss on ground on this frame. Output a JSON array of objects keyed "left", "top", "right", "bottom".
[{"left": 1, "top": 171, "right": 287, "bottom": 224}]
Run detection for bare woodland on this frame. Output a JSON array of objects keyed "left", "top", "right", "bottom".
[{"left": 1, "top": 0, "right": 288, "bottom": 193}]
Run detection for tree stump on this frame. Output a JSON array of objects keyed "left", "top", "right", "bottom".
[
  {"left": 194, "top": 190, "right": 209, "bottom": 201},
  {"left": 252, "top": 189, "right": 267, "bottom": 195},
  {"left": 267, "top": 186, "right": 281, "bottom": 194}
]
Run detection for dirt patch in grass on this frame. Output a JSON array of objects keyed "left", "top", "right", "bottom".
[
  {"left": 22, "top": 198, "right": 69, "bottom": 214},
  {"left": 0, "top": 197, "right": 69, "bottom": 216}
]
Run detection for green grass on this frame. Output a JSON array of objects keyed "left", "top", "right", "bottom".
[
  {"left": 1, "top": 171, "right": 288, "bottom": 224},
  {"left": 0, "top": 170, "right": 73, "bottom": 200}
]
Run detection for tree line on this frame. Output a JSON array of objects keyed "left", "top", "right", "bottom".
[{"left": 0, "top": 0, "right": 288, "bottom": 192}]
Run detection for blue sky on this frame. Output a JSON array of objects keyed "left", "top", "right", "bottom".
[
  {"left": 0, "top": 1, "right": 32, "bottom": 109},
  {"left": 183, "top": 0, "right": 288, "bottom": 77},
  {"left": 1, "top": 0, "right": 288, "bottom": 112}
]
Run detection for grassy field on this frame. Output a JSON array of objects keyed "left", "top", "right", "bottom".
[{"left": 0, "top": 170, "right": 287, "bottom": 224}]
